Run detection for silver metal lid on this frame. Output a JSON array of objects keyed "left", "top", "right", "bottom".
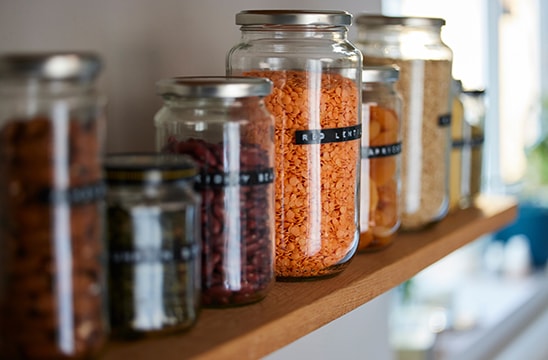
[
  {"left": 356, "top": 14, "right": 445, "bottom": 27},
  {"left": 105, "top": 153, "right": 198, "bottom": 184},
  {"left": 156, "top": 76, "right": 273, "bottom": 98},
  {"left": 362, "top": 65, "right": 400, "bottom": 83},
  {"left": 236, "top": 10, "right": 352, "bottom": 26},
  {"left": 0, "top": 51, "right": 102, "bottom": 82}
]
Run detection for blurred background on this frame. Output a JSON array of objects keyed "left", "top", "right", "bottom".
[{"left": 1, "top": 0, "right": 547, "bottom": 359}]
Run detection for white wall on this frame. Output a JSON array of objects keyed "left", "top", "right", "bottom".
[
  {"left": 0, "top": 0, "right": 381, "bottom": 153},
  {"left": 0, "top": 1, "right": 393, "bottom": 359}
]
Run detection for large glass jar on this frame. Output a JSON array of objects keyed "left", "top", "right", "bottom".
[
  {"left": 0, "top": 52, "right": 108, "bottom": 359},
  {"left": 227, "top": 10, "right": 362, "bottom": 280},
  {"left": 104, "top": 153, "right": 201, "bottom": 339},
  {"left": 359, "top": 66, "right": 402, "bottom": 252},
  {"left": 154, "top": 76, "right": 275, "bottom": 307},
  {"left": 355, "top": 15, "right": 453, "bottom": 230}
]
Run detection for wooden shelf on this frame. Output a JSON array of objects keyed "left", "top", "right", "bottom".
[{"left": 102, "top": 195, "right": 517, "bottom": 360}]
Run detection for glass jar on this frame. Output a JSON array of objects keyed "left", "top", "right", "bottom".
[
  {"left": 449, "top": 79, "right": 466, "bottom": 211},
  {"left": 355, "top": 15, "right": 453, "bottom": 230},
  {"left": 154, "top": 76, "right": 275, "bottom": 307},
  {"left": 104, "top": 153, "right": 201, "bottom": 338},
  {"left": 227, "top": 10, "right": 362, "bottom": 280},
  {"left": 0, "top": 52, "right": 108, "bottom": 359},
  {"left": 461, "top": 89, "right": 486, "bottom": 203},
  {"left": 359, "top": 66, "right": 402, "bottom": 252}
]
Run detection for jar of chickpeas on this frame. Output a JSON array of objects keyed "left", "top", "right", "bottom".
[
  {"left": 227, "top": 10, "right": 362, "bottom": 280},
  {"left": 355, "top": 15, "right": 453, "bottom": 230},
  {"left": 359, "top": 66, "right": 402, "bottom": 251}
]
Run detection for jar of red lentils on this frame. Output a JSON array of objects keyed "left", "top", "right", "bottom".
[
  {"left": 154, "top": 76, "right": 275, "bottom": 307},
  {"left": 359, "top": 66, "right": 402, "bottom": 252},
  {"left": 227, "top": 10, "right": 362, "bottom": 280},
  {"left": 0, "top": 52, "right": 108, "bottom": 359},
  {"left": 355, "top": 15, "right": 453, "bottom": 230}
]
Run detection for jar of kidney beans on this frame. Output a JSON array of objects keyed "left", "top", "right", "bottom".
[
  {"left": 154, "top": 76, "right": 275, "bottom": 307},
  {"left": 0, "top": 52, "right": 108, "bottom": 359},
  {"left": 104, "top": 153, "right": 201, "bottom": 338}
]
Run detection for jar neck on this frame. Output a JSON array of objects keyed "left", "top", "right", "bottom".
[
  {"left": 161, "top": 95, "right": 262, "bottom": 109},
  {"left": 240, "top": 25, "right": 348, "bottom": 41},
  {"left": 0, "top": 78, "right": 97, "bottom": 99},
  {"left": 357, "top": 24, "right": 443, "bottom": 46}
]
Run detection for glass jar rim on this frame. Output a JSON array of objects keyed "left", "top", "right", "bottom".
[
  {"left": 104, "top": 153, "right": 198, "bottom": 184},
  {"left": 156, "top": 76, "right": 273, "bottom": 99},
  {"left": 236, "top": 9, "right": 352, "bottom": 26},
  {"left": 0, "top": 51, "right": 102, "bottom": 83},
  {"left": 356, "top": 14, "right": 445, "bottom": 28}
]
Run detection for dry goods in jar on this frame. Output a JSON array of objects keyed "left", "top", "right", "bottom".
[
  {"left": 359, "top": 105, "right": 401, "bottom": 250},
  {"left": 163, "top": 137, "right": 274, "bottom": 306},
  {"left": 243, "top": 69, "right": 360, "bottom": 279},
  {"left": 363, "top": 58, "right": 451, "bottom": 229},
  {"left": 0, "top": 115, "right": 106, "bottom": 359}
]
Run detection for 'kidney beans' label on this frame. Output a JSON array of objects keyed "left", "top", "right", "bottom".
[
  {"left": 295, "top": 124, "right": 362, "bottom": 145},
  {"left": 363, "top": 142, "right": 402, "bottom": 159},
  {"left": 110, "top": 243, "right": 199, "bottom": 264},
  {"left": 195, "top": 168, "right": 274, "bottom": 188}
]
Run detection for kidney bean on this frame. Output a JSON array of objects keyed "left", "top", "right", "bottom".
[{"left": 164, "top": 137, "right": 274, "bottom": 307}]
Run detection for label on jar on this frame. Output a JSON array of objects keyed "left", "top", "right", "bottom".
[
  {"left": 438, "top": 113, "right": 452, "bottom": 127},
  {"left": 294, "top": 124, "right": 362, "bottom": 145},
  {"left": 363, "top": 142, "right": 402, "bottom": 159},
  {"left": 452, "top": 135, "right": 485, "bottom": 149},
  {"left": 38, "top": 181, "right": 106, "bottom": 204},
  {"left": 109, "top": 243, "right": 200, "bottom": 264},
  {"left": 195, "top": 167, "right": 274, "bottom": 188}
]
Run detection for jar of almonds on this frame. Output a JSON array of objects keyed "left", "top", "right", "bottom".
[{"left": 0, "top": 52, "right": 108, "bottom": 359}]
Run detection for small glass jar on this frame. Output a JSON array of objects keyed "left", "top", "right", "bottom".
[
  {"left": 359, "top": 66, "right": 402, "bottom": 252},
  {"left": 154, "top": 76, "right": 275, "bottom": 307},
  {"left": 104, "top": 153, "right": 201, "bottom": 339},
  {"left": 0, "top": 52, "right": 108, "bottom": 359},
  {"left": 227, "top": 10, "right": 362, "bottom": 280},
  {"left": 355, "top": 15, "right": 453, "bottom": 230}
]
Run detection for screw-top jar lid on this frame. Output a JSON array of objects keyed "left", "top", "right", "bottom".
[
  {"left": 236, "top": 10, "right": 352, "bottom": 26},
  {"left": 156, "top": 76, "right": 273, "bottom": 99},
  {"left": 356, "top": 14, "right": 445, "bottom": 28},
  {"left": 0, "top": 51, "right": 102, "bottom": 82},
  {"left": 362, "top": 65, "right": 400, "bottom": 83},
  {"left": 105, "top": 153, "right": 198, "bottom": 185}
]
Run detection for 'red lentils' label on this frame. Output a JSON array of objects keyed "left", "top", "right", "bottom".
[{"left": 295, "top": 124, "right": 362, "bottom": 145}]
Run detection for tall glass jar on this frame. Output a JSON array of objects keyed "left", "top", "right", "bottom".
[
  {"left": 154, "top": 76, "right": 275, "bottom": 307},
  {"left": 461, "top": 89, "right": 486, "bottom": 203},
  {"left": 104, "top": 153, "right": 201, "bottom": 339},
  {"left": 0, "top": 52, "right": 108, "bottom": 359},
  {"left": 449, "top": 79, "right": 466, "bottom": 211},
  {"left": 355, "top": 15, "right": 453, "bottom": 230},
  {"left": 227, "top": 10, "right": 362, "bottom": 280},
  {"left": 359, "top": 66, "right": 402, "bottom": 252}
]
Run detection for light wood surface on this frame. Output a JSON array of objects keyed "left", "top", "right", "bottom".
[{"left": 102, "top": 195, "right": 517, "bottom": 360}]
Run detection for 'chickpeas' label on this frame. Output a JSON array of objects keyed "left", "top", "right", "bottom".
[
  {"left": 363, "top": 142, "right": 402, "bottom": 159},
  {"left": 195, "top": 168, "right": 275, "bottom": 188},
  {"left": 295, "top": 124, "right": 362, "bottom": 145}
]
